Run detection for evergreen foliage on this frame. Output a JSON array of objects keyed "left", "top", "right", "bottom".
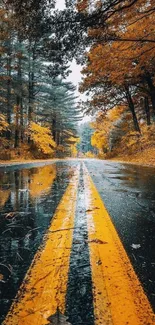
[{"left": 0, "top": 2, "right": 81, "bottom": 159}]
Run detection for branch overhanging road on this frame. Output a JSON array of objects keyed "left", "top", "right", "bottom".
[{"left": 0, "top": 159, "right": 155, "bottom": 325}]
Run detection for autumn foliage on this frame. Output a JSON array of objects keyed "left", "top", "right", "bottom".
[
  {"left": 1, "top": 1, "right": 155, "bottom": 161},
  {"left": 0, "top": 114, "right": 8, "bottom": 134},
  {"left": 79, "top": 0, "right": 155, "bottom": 159},
  {"left": 29, "top": 123, "right": 56, "bottom": 157}
]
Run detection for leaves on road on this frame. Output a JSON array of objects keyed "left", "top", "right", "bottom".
[
  {"left": 86, "top": 238, "right": 108, "bottom": 244},
  {"left": 46, "top": 308, "right": 71, "bottom": 325},
  {"left": 96, "top": 259, "right": 102, "bottom": 265},
  {"left": 0, "top": 274, "right": 4, "bottom": 282},
  {"left": 4, "top": 211, "right": 18, "bottom": 219},
  {"left": 86, "top": 207, "right": 100, "bottom": 212}
]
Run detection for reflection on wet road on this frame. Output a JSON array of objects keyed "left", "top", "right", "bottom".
[
  {"left": 0, "top": 159, "right": 155, "bottom": 324},
  {"left": 85, "top": 160, "right": 155, "bottom": 311},
  {"left": 66, "top": 164, "right": 94, "bottom": 325},
  {"left": 0, "top": 162, "right": 78, "bottom": 323}
]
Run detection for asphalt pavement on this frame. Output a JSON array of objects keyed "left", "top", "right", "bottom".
[{"left": 0, "top": 159, "right": 155, "bottom": 324}]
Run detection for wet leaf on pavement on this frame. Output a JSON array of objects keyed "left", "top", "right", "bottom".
[
  {"left": 0, "top": 274, "right": 4, "bottom": 281},
  {"left": 4, "top": 211, "right": 18, "bottom": 219},
  {"left": 86, "top": 239, "right": 108, "bottom": 244},
  {"left": 96, "top": 259, "right": 102, "bottom": 265},
  {"left": 46, "top": 308, "right": 71, "bottom": 325},
  {"left": 86, "top": 207, "right": 99, "bottom": 212}
]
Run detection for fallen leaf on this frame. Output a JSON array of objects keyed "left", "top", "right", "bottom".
[
  {"left": 5, "top": 211, "right": 18, "bottom": 219},
  {"left": 0, "top": 274, "right": 4, "bottom": 281},
  {"left": 86, "top": 239, "right": 108, "bottom": 244},
  {"left": 46, "top": 308, "right": 71, "bottom": 325},
  {"left": 86, "top": 207, "right": 99, "bottom": 212}
]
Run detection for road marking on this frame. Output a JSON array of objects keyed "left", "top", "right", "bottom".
[
  {"left": 3, "top": 167, "right": 80, "bottom": 325},
  {"left": 83, "top": 163, "right": 155, "bottom": 325},
  {"left": 65, "top": 164, "right": 94, "bottom": 324}
]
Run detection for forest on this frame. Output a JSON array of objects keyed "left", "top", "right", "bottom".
[
  {"left": 0, "top": 0, "right": 81, "bottom": 159},
  {"left": 0, "top": 0, "right": 155, "bottom": 161}
]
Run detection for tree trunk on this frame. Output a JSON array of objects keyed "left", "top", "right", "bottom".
[
  {"left": 6, "top": 49, "right": 12, "bottom": 140},
  {"left": 52, "top": 117, "right": 56, "bottom": 141},
  {"left": 144, "top": 97, "right": 151, "bottom": 125},
  {"left": 59, "top": 132, "right": 63, "bottom": 145},
  {"left": 56, "top": 130, "right": 60, "bottom": 145},
  {"left": 145, "top": 73, "right": 155, "bottom": 117},
  {"left": 20, "top": 97, "right": 24, "bottom": 143},
  {"left": 28, "top": 44, "right": 35, "bottom": 143},
  {"left": 14, "top": 101, "right": 19, "bottom": 148},
  {"left": 124, "top": 85, "right": 141, "bottom": 133},
  {"left": 18, "top": 43, "right": 24, "bottom": 144},
  {"left": 15, "top": 44, "right": 22, "bottom": 148}
]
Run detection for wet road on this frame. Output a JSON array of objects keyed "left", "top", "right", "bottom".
[
  {"left": 85, "top": 160, "right": 155, "bottom": 310},
  {"left": 0, "top": 161, "right": 78, "bottom": 322},
  {"left": 0, "top": 159, "right": 155, "bottom": 324}
]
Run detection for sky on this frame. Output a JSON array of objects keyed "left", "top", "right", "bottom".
[
  {"left": 55, "top": 0, "right": 91, "bottom": 123},
  {"left": 56, "top": 0, "right": 66, "bottom": 10},
  {"left": 67, "top": 60, "right": 83, "bottom": 90}
]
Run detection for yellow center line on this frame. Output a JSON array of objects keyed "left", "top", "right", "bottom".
[
  {"left": 3, "top": 166, "right": 80, "bottom": 325},
  {"left": 83, "top": 163, "right": 155, "bottom": 325}
]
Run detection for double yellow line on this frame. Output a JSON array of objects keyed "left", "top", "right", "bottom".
[
  {"left": 3, "top": 163, "right": 155, "bottom": 325},
  {"left": 3, "top": 166, "right": 80, "bottom": 325},
  {"left": 83, "top": 163, "right": 155, "bottom": 325}
]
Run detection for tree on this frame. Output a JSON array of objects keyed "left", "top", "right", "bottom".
[
  {"left": 29, "top": 122, "right": 56, "bottom": 157},
  {"left": 77, "top": 122, "right": 94, "bottom": 154},
  {"left": 79, "top": 0, "right": 155, "bottom": 135},
  {"left": 0, "top": 1, "right": 81, "bottom": 159},
  {"left": 0, "top": 114, "right": 8, "bottom": 133}
]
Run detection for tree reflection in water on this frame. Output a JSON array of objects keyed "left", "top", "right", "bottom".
[{"left": 0, "top": 162, "right": 75, "bottom": 323}]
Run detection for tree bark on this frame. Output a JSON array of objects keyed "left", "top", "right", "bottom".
[
  {"left": 20, "top": 97, "right": 24, "bottom": 143},
  {"left": 6, "top": 47, "right": 12, "bottom": 140},
  {"left": 144, "top": 96, "right": 151, "bottom": 125},
  {"left": 28, "top": 43, "right": 35, "bottom": 143},
  {"left": 145, "top": 73, "right": 155, "bottom": 117},
  {"left": 56, "top": 130, "right": 60, "bottom": 146},
  {"left": 52, "top": 117, "right": 56, "bottom": 141},
  {"left": 124, "top": 85, "right": 141, "bottom": 133},
  {"left": 14, "top": 102, "right": 19, "bottom": 148},
  {"left": 15, "top": 43, "right": 22, "bottom": 148}
]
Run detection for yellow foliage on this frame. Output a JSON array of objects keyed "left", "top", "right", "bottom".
[
  {"left": 91, "top": 106, "right": 125, "bottom": 153},
  {"left": 57, "top": 145, "right": 65, "bottom": 152},
  {"left": 114, "top": 124, "right": 155, "bottom": 157},
  {"left": 29, "top": 122, "right": 56, "bottom": 156},
  {"left": 68, "top": 136, "right": 80, "bottom": 157},
  {"left": 70, "top": 143, "right": 78, "bottom": 157},
  {"left": 0, "top": 114, "right": 9, "bottom": 133},
  {"left": 67, "top": 136, "right": 80, "bottom": 144},
  {"left": 90, "top": 104, "right": 155, "bottom": 159},
  {"left": 91, "top": 131, "right": 108, "bottom": 151},
  {"left": 108, "top": 106, "right": 125, "bottom": 122},
  {"left": 126, "top": 137, "right": 139, "bottom": 148},
  {"left": 84, "top": 151, "right": 95, "bottom": 158}
]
